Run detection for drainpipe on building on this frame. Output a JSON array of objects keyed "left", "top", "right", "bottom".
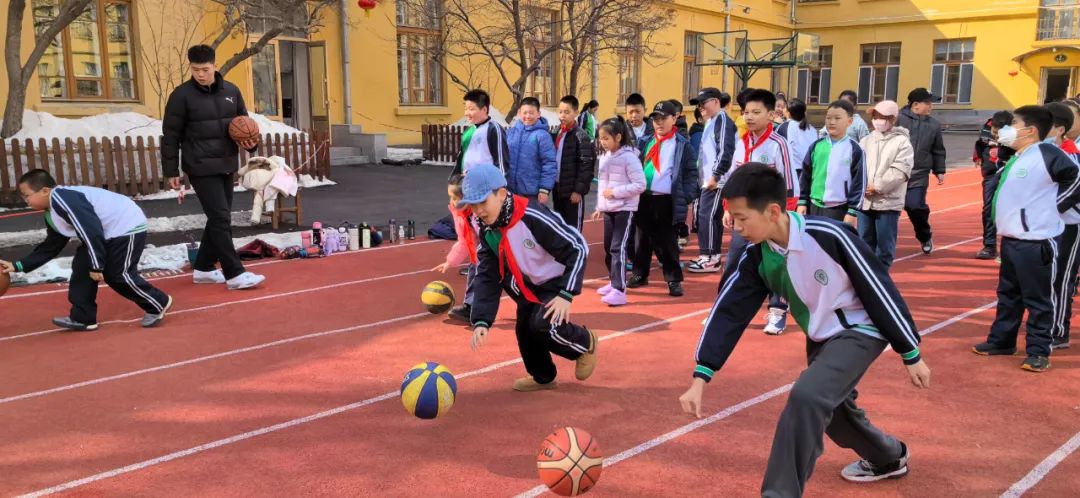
[
  {"left": 590, "top": 0, "right": 599, "bottom": 101},
  {"left": 788, "top": 0, "right": 797, "bottom": 97},
  {"left": 340, "top": 0, "right": 353, "bottom": 125},
  {"left": 722, "top": 0, "right": 730, "bottom": 94}
]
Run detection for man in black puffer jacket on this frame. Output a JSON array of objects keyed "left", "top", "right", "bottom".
[
  {"left": 896, "top": 88, "right": 947, "bottom": 255},
  {"left": 552, "top": 95, "right": 597, "bottom": 231},
  {"left": 162, "top": 45, "right": 265, "bottom": 290}
]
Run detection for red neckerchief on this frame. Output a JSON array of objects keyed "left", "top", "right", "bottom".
[
  {"left": 497, "top": 195, "right": 541, "bottom": 303},
  {"left": 450, "top": 203, "right": 479, "bottom": 264},
  {"left": 1063, "top": 139, "right": 1079, "bottom": 155},
  {"left": 741, "top": 123, "right": 774, "bottom": 163},
  {"left": 555, "top": 123, "right": 574, "bottom": 149},
  {"left": 644, "top": 127, "right": 678, "bottom": 173}
]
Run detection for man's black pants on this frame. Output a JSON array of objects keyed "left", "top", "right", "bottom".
[{"left": 189, "top": 174, "right": 246, "bottom": 279}]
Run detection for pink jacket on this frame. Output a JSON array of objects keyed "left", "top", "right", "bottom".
[
  {"left": 595, "top": 146, "right": 646, "bottom": 213},
  {"left": 445, "top": 203, "right": 479, "bottom": 266}
]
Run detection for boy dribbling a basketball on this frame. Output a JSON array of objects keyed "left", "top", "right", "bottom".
[
  {"left": 679, "top": 164, "right": 931, "bottom": 497},
  {"left": 462, "top": 164, "right": 597, "bottom": 392}
]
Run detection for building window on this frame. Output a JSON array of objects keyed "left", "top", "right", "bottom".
[
  {"left": 617, "top": 26, "right": 641, "bottom": 105},
  {"left": 796, "top": 46, "right": 832, "bottom": 105},
  {"left": 396, "top": 0, "right": 443, "bottom": 106},
  {"left": 1038, "top": 0, "right": 1080, "bottom": 40},
  {"left": 33, "top": 0, "right": 137, "bottom": 101},
  {"left": 931, "top": 39, "right": 974, "bottom": 105},
  {"left": 857, "top": 42, "right": 900, "bottom": 105},
  {"left": 251, "top": 44, "right": 279, "bottom": 116},
  {"left": 684, "top": 32, "right": 702, "bottom": 103},
  {"left": 523, "top": 7, "right": 558, "bottom": 107},
  {"left": 244, "top": 0, "right": 309, "bottom": 38}
]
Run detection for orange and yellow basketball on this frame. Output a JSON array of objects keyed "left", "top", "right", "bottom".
[{"left": 537, "top": 427, "right": 603, "bottom": 496}]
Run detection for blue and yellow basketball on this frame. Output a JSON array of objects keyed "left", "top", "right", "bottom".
[
  {"left": 421, "top": 281, "right": 456, "bottom": 314},
  {"left": 400, "top": 362, "right": 457, "bottom": 419}
]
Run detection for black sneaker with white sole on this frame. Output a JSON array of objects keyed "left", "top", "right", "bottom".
[
  {"left": 841, "top": 442, "right": 909, "bottom": 483},
  {"left": 1052, "top": 337, "right": 1071, "bottom": 350},
  {"left": 972, "top": 342, "right": 1017, "bottom": 356},
  {"left": 687, "top": 255, "right": 723, "bottom": 273},
  {"left": 921, "top": 239, "right": 934, "bottom": 255},
  {"left": 448, "top": 304, "right": 471, "bottom": 324}
]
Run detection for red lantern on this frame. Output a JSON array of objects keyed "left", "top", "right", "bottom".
[{"left": 358, "top": 0, "right": 376, "bottom": 12}]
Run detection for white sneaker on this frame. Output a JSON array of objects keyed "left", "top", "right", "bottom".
[
  {"left": 687, "top": 255, "right": 722, "bottom": 273},
  {"left": 193, "top": 269, "right": 226, "bottom": 284},
  {"left": 763, "top": 308, "right": 788, "bottom": 335},
  {"left": 227, "top": 272, "right": 265, "bottom": 290}
]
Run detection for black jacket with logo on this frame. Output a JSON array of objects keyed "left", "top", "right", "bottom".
[{"left": 162, "top": 73, "right": 251, "bottom": 178}]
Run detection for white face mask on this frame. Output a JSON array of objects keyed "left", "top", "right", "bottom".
[
  {"left": 872, "top": 118, "right": 891, "bottom": 133},
  {"left": 997, "top": 125, "right": 1019, "bottom": 147}
]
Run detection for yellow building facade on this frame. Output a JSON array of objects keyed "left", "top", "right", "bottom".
[{"left": 1, "top": 1, "right": 1075, "bottom": 145}]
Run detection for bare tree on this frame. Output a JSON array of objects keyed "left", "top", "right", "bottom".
[
  {"left": 205, "top": 0, "right": 339, "bottom": 76},
  {"left": 560, "top": 0, "right": 675, "bottom": 101},
  {"left": 398, "top": 0, "right": 674, "bottom": 120},
  {"left": 3, "top": 0, "right": 95, "bottom": 138},
  {"left": 138, "top": 0, "right": 207, "bottom": 116}
]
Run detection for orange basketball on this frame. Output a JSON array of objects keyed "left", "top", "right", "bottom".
[
  {"left": 0, "top": 271, "right": 10, "bottom": 297},
  {"left": 537, "top": 427, "right": 603, "bottom": 496},
  {"left": 228, "top": 115, "right": 260, "bottom": 143}
]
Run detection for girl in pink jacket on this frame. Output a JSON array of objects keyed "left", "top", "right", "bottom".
[
  {"left": 433, "top": 174, "right": 480, "bottom": 319},
  {"left": 592, "top": 117, "right": 647, "bottom": 306}
]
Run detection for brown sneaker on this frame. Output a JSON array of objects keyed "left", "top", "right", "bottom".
[
  {"left": 512, "top": 377, "right": 558, "bottom": 392},
  {"left": 575, "top": 328, "right": 598, "bottom": 381}
]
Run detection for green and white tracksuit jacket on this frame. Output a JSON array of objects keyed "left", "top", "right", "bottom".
[
  {"left": 798, "top": 136, "right": 866, "bottom": 216},
  {"left": 693, "top": 213, "right": 922, "bottom": 382}
]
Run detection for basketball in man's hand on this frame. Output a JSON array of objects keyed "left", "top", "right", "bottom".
[{"left": 228, "top": 115, "right": 260, "bottom": 144}]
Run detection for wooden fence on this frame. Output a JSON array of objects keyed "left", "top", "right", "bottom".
[{"left": 0, "top": 131, "right": 330, "bottom": 206}]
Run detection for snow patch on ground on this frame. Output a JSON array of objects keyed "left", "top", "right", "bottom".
[
  {"left": 0, "top": 211, "right": 257, "bottom": 249},
  {"left": 11, "top": 230, "right": 306, "bottom": 285},
  {"left": 11, "top": 110, "right": 302, "bottom": 141},
  {"left": 297, "top": 174, "right": 336, "bottom": 188},
  {"left": 387, "top": 147, "right": 423, "bottom": 161}
]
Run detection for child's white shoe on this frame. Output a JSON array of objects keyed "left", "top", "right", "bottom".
[{"left": 227, "top": 272, "right": 265, "bottom": 290}]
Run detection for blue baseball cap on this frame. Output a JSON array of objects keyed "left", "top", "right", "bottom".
[{"left": 457, "top": 164, "right": 506, "bottom": 208}]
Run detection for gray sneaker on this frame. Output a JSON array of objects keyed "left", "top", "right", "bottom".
[
  {"left": 841, "top": 443, "right": 909, "bottom": 483},
  {"left": 141, "top": 295, "right": 174, "bottom": 328},
  {"left": 52, "top": 316, "right": 99, "bottom": 332},
  {"left": 227, "top": 272, "right": 265, "bottom": 290}
]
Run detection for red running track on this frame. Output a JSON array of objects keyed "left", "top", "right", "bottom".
[{"left": 1, "top": 167, "right": 1077, "bottom": 497}]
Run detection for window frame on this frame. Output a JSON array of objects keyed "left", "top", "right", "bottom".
[
  {"left": 396, "top": 0, "right": 445, "bottom": 106},
  {"left": 796, "top": 45, "right": 832, "bottom": 105},
  {"left": 36, "top": 0, "right": 139, "bottom": 102},
  {"left": 684, "top": 31, "right": 702, "bottom": 103},
  {"left": 250, "top": 40, "right": 281, "bottom": 118},
  {"left": 523, "top": 6, "right": 559, "bottom": 107},
  {"left": 857, "top": 42, "right": 901, "bottom": 104},
  {"left": 617, "top": 25, "right": 642, "bottom": 105},
  {"left": 931, "top": 38, "right": 975, "bottom": 105}
]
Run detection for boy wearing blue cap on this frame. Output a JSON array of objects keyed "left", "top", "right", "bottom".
[{"left": 461, "top": 164, "right": 597, "bottom": 392}]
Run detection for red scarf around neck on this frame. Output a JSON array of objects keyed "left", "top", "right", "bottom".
[
  {"left": 741, "top": 123, "right": 774, "bottom": 163},
  {"left": 644, "top": 127, "right": 678, "bottom": 173},
  {"left": 497, "top": 195, "right": 541, "bottom": 303},
  {"left": 555, "top": 123, "right": 574, "bottom": 149}
]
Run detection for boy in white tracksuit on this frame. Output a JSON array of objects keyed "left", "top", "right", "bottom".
[
  {"left": 973, "top": 105, "right": 1080, "bottom": 372},
  {"left": 680, "top": 163, "right": 931, "bottom": 497},
  {"left": 721, "top": 89, "right": 797, "bottom": 334},
  {"left": 687, "top": 87, "right": 737, "bottom": 274}
]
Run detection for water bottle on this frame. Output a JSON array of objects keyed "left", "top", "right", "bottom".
[
  {"left": 348, "top": 227, "right": 360, "bottom": 251},
  {"left": 312, "top": 221, "right": 323, "bottom": 246},
  {"left": 362, "top": 223, "right": 372, "bottom": 249},
  {"left": 389, "top": 219, "right": 398, "bottom": 243},
  {"left": 398, "top": 225, "right": 406, "bottom": 244},
  {"left": 301, "top": 231, "right": 312, "bottom": 247},
  {"left": 407, "top": 220, "right": 416, "bottom": 240}
]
